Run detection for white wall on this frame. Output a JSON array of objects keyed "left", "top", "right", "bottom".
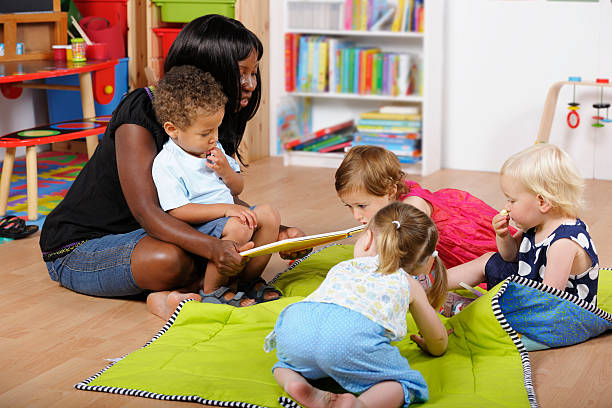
[
  {"left": 443, "top": 0, "right": 612, "bottom": 179},
  {"left": 0, "top": 90, "right": 49, "bottom": 160}
]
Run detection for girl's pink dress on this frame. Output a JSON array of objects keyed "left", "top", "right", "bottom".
[{"left": 400, "top": 180, "right": 515, "bottom": 269}]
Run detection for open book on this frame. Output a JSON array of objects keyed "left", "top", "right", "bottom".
[{"left": 239, "top": 225, "right": 366, "bottom": 258}]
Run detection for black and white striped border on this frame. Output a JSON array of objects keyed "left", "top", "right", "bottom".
[
  {"left": 75, "top": 299, "right": 268, "bottom": 408},
  {"left": 278, "top": 396, "right": 301, "bottom": 408},
  {"left": 491, "top": 278, "right": 538, "bottom": 408},
  {"left": 491, "top": 270, "right": 612, "bottom": 408}
]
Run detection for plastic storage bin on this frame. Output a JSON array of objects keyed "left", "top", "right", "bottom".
[
  {"left": 153, "top": 27, "right": 182, "bottom": 60},
  {"left": 45, "top": 57, "right": 129, "bottom": 123},
  {"left": 151, "top": 0, "right": 235, "bottom": 23},
  {"left": 74, "top": 0, "right": 127, "bottom": 57}
]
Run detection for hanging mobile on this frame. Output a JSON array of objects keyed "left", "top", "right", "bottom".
[
  {"left": 592, "top": 78, "right": 610, "bottom": 128},
  {"left": 566, "top": 76, "right": 581, "bottom": 129}
]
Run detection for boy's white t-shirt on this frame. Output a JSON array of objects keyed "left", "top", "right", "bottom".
[
  {"left": 152, "top": 140, "right": 240, "bottom": 211},
  {"left": 303, "top": 255, "right": 412, "bottom": 341}
]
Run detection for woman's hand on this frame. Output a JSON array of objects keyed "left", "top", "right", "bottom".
[
  {"left": 277, "top": 226, "right": 311, "bottom": 260},
  {"left": 211, "top": 240, "right": 254, "bottom": 277}
]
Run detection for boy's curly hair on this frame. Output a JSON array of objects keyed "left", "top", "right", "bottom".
[{"left": 153, "top": 65, "right": 228, "bottom": 130}]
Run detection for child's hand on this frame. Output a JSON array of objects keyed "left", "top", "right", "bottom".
[
  {"left": 410, "top": 328, "right": 454, "bottom": 354},
  {"left": 225, "top": 204, "right": 258, "bottom": 229},
  {"left": 492, "top": 209, "right": 511, "bottom": 238},
  {"left": 206, "top": 147, "right": 233, "bottom": 178}
]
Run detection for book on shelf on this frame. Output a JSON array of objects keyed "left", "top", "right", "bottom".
[
  {"left": 351, "top": 141, "right": 421, "bottom": 164},
  {"left": 277, "top": 96, "right": 313, "bottom": 150},
  {"left": 400, "top": 0, "right": 412, "bottom": 32},
  {"left": 359, "top": 110, "right": 421, "bottom": 120},
  {"left": 240, "top": 224, "right": 366, "bottom": 258},
  {"left": 344, "top": 0, "right": 353, "bottom": 30},
  {"left": 371, "top": 4, "right": 396, "bottom": 31},
  {"left": 378, "top": 105, "right": 420, "bottom": 114},
  {"left": 357, "top": 124, "right": 420, "bottom": 133},
  {"left": 302, "top": 133, "right": 353, "bottom": 152},
  {"left": 287, "top": 0, "right": 424, "bottom": 34},
  {"left": 352, "top": 136, "right": 420, "bottom": 154},
  {"left": 391, "top": 0, "right": 406, "bottom": 32},
  {"left": 357, "top": 130, "right": 420, "bottom": 140},
  {"left": 285, "top": 119, "right": 355, "bottom": 151},
  {"left": 357, "top": 118, "right": 421, "bottom": 127},
  {"left": 318, "top": 140, "right": 353, "bottom": 153},
  {"left": 354, "top": 133, "right": 420, "bottom": 146},
  {"left": 296, "top": 35, "right": 309, "bottom": 92},
  {"left": 398, "top": 154, "right": 421, "bottom": 164},
  {"left": 318, "top": 38, "right": 329, "bottom": 92}
]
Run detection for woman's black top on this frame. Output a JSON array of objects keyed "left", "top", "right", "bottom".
[{"left": 39, "top": 88, "right": 168, "bottom": 261}]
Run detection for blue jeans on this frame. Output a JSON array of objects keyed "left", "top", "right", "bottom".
[
  {"left": 45, "top": 216, "right": 231, "bottom": 297},
  {"left": 45, "top": 228, "right": 147, "bottom": 297}
]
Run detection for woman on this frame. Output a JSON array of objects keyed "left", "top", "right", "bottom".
[{"left": 39, "top": 15, "right": 305, "bottom": 317}]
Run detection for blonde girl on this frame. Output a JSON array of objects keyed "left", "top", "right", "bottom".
[
  {"left": 448, "top": 143, "right": 599, "bottom": 305},
  {"left": 265, "top": 202, "right": 448, "bottom": 408},
  {"left": 335, "top": 145, "right": 515, "bottom": 270}
]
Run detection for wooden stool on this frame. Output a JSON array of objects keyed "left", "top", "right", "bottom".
[{"left": 0, "top": 118, "right": 108, "bottom": 220}]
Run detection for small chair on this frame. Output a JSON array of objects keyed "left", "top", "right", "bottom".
[{"left": 0, "top": 117, "right": 108, "bottom": 220}]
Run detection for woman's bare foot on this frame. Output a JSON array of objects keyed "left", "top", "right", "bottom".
[
  {"left": 146, "top": 291, "right": 201, "bottom": 320},
  {"left": 286, "top": 381, "right": 364, "bottom": 408}
]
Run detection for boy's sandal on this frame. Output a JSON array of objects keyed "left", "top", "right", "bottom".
[
  {"left": 199, "top": 287, "right": 250, "bottom": 307},
  {"left": 240, "top": 277, "right": 282, "bottom": 304},
  {"left": 0, "top": 215, "right": 38, "bottom": 239}
]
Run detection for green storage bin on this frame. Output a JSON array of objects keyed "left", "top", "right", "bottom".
[{"left": 152, "top": 0, "right": 235, "bottom": 23}]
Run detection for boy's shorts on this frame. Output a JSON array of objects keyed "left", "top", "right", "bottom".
[
  {"left": 485, "top": 252, "right": 518, "bottom": 289},
  {"left": 194, "top": 217, "right": 230, "bottom": 238}
]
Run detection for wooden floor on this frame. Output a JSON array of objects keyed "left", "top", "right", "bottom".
[{"left": 1, "top": 157, "right": 611, "bottom": 407}]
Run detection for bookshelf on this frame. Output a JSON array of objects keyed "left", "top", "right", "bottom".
[{"left": 277, "top": 0, "right": 443, "bottom": 176}]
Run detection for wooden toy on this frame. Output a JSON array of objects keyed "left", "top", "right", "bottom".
[{"left": 537, "top": 78, "right": 612, "bottom": 143}]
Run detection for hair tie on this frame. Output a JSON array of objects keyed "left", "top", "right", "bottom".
[
  {"left": 432, "top": 250, "right": 438, "bottom": 258},
  {"left": 392, "top": 220, "right": 400, "bottom": 229}
]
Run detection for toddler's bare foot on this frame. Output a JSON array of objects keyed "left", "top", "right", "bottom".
[
  {"left": 286, "top": 381, "right": 363, "bottom": 408},
  {"left": 146, "top": 291, "right": 201, "bottom": 320}
]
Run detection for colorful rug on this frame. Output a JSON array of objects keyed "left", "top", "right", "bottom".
[{"left": 1, "top": 151, "right": 86, "bottom": 243}]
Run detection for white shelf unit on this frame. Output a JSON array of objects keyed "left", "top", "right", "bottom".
[{"left": 277, "top": 0, "right": 443, "bottom": 176}]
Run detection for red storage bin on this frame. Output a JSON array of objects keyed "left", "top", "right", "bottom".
[
  {"left": 74, "top": 0, "right": 127, "bottom": 57},
  {"left": 153, "top": 27, "right": 182, "bottom": 60}
]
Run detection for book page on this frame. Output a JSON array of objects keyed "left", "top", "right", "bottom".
[{"left": 240, "top": 225, "right": 365, "bottom": 258}]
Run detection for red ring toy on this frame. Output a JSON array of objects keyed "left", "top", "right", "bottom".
[{"left": 567, "top": 110, "right": 580, "bottom": 128}]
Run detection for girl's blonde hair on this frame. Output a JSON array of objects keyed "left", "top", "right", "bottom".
[
  {"left": 335, "top": 146, "right": 406, "bottom": 198},
  {"left": 500, "top": 143, "right": 584, "bottom": 217},
  {"left": 370, "top": 202, "right": 448, "bottom": 309}
]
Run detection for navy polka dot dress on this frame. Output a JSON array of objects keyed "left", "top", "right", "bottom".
[{"left": 517, "top": 219, "right": 599, "bottom": 305}]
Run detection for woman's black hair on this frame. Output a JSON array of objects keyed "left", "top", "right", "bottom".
[{"left": 165, "top": 14, "right": 263, "bottom": 164}]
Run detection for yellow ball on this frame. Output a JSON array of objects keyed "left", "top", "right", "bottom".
[{"left": 104, "top": 85, "right": 114, "bottom": 95}]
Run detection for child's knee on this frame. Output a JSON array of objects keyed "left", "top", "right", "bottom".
[
  {"left": 255, "top": 203, "right": 281, "bottom": 227},
  {"left": 222, "top": 217, "right": 253, "bottom": 243}
]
